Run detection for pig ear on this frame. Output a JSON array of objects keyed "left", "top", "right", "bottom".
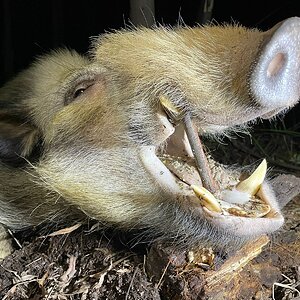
[{"left": 0, "top": 110, "right": 41, "bottom": 167}]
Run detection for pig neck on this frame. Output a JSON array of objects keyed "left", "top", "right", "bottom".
[{"left": 0, "top": 164, "right": 83, "bottom": 230}]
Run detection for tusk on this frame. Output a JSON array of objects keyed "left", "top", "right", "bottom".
[
  {"left": 236, "top": 159, "right": 267, "bottom": 196},
  {"left": 159, "top": 95, "right": 180, "bottom": 115},
  {"left": 191, "top": 185, "right": 222, "bottom": 213}
]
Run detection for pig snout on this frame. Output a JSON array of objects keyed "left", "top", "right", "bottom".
[{"left": 251, "top": 17, "right": 300, "bottom": 110}]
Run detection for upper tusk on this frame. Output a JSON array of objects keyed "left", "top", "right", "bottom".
[
  {"left": 236, "top": 159, "right": 267, "bottom": 196},
  {"left": 159, "top": 95, "right": 180, "bottom": 115}
]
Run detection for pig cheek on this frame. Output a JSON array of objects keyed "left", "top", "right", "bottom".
[
  {"left": 37, "top": 148, "right": 160, "bottom": 225},
  {"left": 43, "top": 106, "right": 91, "bottom": 144}
]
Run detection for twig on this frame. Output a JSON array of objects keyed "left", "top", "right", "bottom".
[
  {"left": 183, "top": 113, "right": 218, "bottom": 192},
  {"left": 156, "top": 260, "right": 171, "bottom": 290},
  {"left": 272, "top": 282, "right": 300, "bottom": 300},
  {"left": 39, "top": 223, "right": 82, "bottom": 238},
  {"left": 7, "top": 229, "right": 22, "bottom": 249},
  {"left": 89, "top": 254, "right": 133, "bottom": 279},
  {"left": 125, "top": 266, "right": 139, "bottom": 300},
  {"left": 2, "top": 278, "right": 38, "bottom": 300}
]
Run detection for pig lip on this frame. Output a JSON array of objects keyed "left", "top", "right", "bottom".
[
  {"left": 196, "top": 183, "right": 284, "bottom": 237},
  {"left": 139, "top": 113, "right": 284, "bottom": 238}
]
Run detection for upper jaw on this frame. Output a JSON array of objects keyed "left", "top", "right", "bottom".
[{"left": 139, "top": 99, "right": 284, "bottom": 238}]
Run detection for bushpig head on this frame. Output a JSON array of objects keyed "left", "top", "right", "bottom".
[{"left": 0, "top": 18, "right": 300, "bottom": 248}]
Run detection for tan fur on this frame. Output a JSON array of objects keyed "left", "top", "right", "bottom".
[
  {"left": 92, "top": 25, "right": 265, "bottom": 126},
  {"left": 0, "top": 23, "right": 297, "bottom": 257}
]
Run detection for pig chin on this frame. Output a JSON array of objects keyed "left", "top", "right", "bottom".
[{"left": 139, "top": 109, "right": 284, "bottom": 238}]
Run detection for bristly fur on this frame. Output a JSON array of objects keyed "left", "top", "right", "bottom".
[{"left": 0, "top": 23, "right": 295, "bottom": 256}]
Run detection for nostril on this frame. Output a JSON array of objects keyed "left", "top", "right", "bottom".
[
  {"left": 251, "top": 17, "right": 300, "bottom": 108},
  {"left": 267, "top": 52, "right": 285, "bottom": 78}
]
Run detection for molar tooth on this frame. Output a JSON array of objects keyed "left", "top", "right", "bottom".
[
  {"left": 236, "top": 159, "right": 267, "bottom": 196},
  {"left": 191, "top": 185, "right": 222, "bottom": 213}
]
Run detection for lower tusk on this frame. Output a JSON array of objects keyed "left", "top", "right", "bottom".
[{"left": 191, "top": 185, "right": 222, "bottom": 213}]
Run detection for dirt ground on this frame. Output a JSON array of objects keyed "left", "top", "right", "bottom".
[{"left": 0, "top": 190, "right": 299, "bottom": 300}]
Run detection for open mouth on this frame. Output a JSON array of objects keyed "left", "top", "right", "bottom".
[{"left": 139, "top": 96, "right": 284, "bottom": 237}]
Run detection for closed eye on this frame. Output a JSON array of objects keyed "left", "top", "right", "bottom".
[
  {"left": 65, "top": 79, "right": 95, "bottom": 105},
  {"left": 72, "top": 83, "right": 94, "bottom": 99},
  {"left": 73, "top": 87, "right": 87, "bottom": 98},
  {"left": 63, "top": 71, "right": 106, "bottom": 106}
]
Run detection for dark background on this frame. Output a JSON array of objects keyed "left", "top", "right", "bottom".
[
  {"left": 0, "top": 0, "right": 299, "bottom": 169},
  {"left": 1, "top": 0, "right": 300, "bottom": 84}
]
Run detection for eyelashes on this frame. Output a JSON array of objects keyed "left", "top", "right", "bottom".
[
  {"left": 64, "top": 77, "right": 96, "bottom": 105},
  {"left": 62, "top": 69, "right": 106, "bottom": 106}
]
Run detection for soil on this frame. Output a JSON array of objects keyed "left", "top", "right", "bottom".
[{"left": 0, "top": 177, "right": 299, "bottom": 300}]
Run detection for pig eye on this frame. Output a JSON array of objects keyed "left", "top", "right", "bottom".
[
  {"left": 73, "top": 82, "right": 94, "bottom": 99},
  {"left": 73, "top": 87, "right": 87, "bottom": 99},
  {"left": 65, "top": 80, "right": 95, "bottom": 105}
]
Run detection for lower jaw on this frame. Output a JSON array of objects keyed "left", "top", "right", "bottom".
[{"left": 139, "top": 146, "right": 284, "bottom": 238}]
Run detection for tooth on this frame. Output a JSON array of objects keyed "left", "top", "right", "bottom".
[
  {"left": 159, "top": 95, "right": 180, "bottom": 115},
  {"left": 191, "top": 185, "right": 222, "bottom": 213},
  {"left": 236, "top": 159, "right": 267, "bottom": 196}
]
